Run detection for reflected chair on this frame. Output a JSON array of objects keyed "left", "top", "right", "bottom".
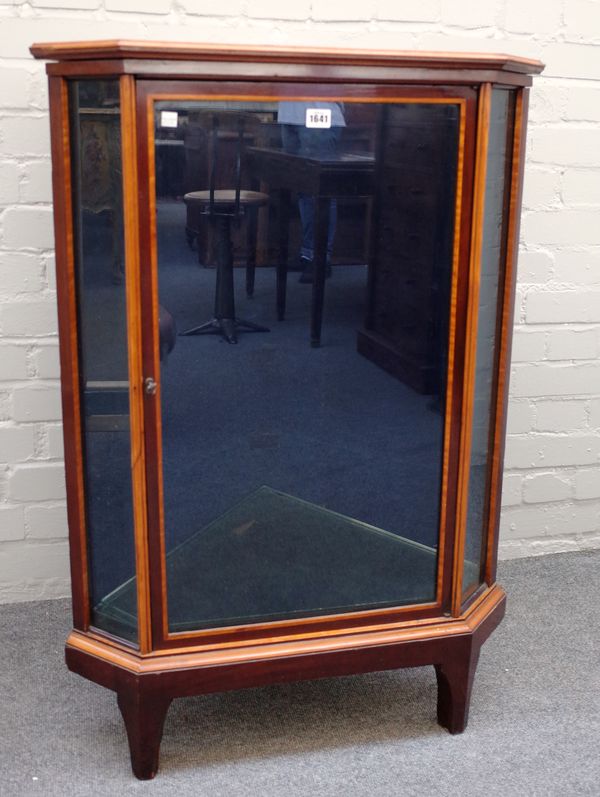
[{"left": 181, "top": 112, "right": 270, "bottom": 343}]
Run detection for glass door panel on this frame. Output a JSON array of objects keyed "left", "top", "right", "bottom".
[
  {"left": 462, "top": 89, "right": 515, "bottom": 599},
  {"left": 104, "top": 94, "right": 463, "bottom": 633},
  {"left": 68, "top": 80, "right": 138, "bottom": 642}
]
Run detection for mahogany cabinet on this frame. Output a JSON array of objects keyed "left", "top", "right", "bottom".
[{"left": 31, "top": 40, "right": 542, "bottom": 779}]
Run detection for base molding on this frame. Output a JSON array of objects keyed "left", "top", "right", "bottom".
[{"left": 66, "top": 585, "right": 506, "bottom": 779}]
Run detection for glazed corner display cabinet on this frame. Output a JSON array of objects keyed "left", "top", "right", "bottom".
[{"left": 31, "top": 40, "right": 542, "bottom": 779}]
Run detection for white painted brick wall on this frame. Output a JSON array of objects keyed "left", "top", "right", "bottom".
[{"left": 0, "top": 0, "right": 599, "bottom": 603}]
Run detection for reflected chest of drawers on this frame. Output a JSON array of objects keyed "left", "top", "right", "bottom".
[{"left": 31, "top": 39, "right": 542, "bottom": 779}]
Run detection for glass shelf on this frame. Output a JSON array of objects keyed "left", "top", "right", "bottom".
[{"left": 96, "top": 486, "right": 438, "bottom": 635}]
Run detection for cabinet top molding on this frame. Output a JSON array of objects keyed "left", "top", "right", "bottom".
[{"left": 30, "top": 39, "right": 544, "bottom": 76}]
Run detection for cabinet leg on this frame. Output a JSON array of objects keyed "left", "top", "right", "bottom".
[
  {"left": 435, "top": 645, "right": 480, "bottom": 734},
  {"left": 117, "top": 689, "right": 172, "bottom": 780}
]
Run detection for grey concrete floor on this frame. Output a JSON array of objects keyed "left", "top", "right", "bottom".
[{"left": 1, "top": 550, "right": 599, "bottom": 796}]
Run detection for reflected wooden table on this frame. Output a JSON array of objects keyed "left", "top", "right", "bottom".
[{"left": 245, "top": 146, "right": 375, "bottom": 346}]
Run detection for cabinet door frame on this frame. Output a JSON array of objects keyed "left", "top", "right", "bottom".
[
  {"left": 50, "top": 74, "right": 149, "bottom": 649},
  {"left": 133, "top": 78, "right": 479, "bottom": 652}
]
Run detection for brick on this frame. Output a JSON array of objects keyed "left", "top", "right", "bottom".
[
  {"left": 8, "top": 463, "right": 66, "bottom": 502},
  {"left": 553, "top": 249, "right": 600, "bottom": 286},
  {"left": 312, "top": 0, "right": 374, "bottom": 21},
  {"left": 561, "top": 169, "right": 600, "bottom": 207},
  {"left": 564, "top": 88, "right": 600, "bottom": 123},
  {"left": 0, "top": 345, "right": 28, "bottom": 380},
  {"left": 522, "top": 210, "right": 600, "bottom": 247},
  {"left": 501, "top": 473, "right": 522, "bottom": 507},
  {"left": 377, "top": 0, "right": 440, "bottom": 22},
  {"left": 522, "top": 169, "right": 560, "bottom": 211},
  {"left": 528, "top": 86, "right": 565, "bottom": 125},
  {"left": 510, "top": 363, "right": 600, "bottom": 398},
  {"left": 0, "top": 300, "right": 57, "bottom": 336},
  {"left": 542, "top": 42, "right": 600, "bottom": 81},
  {"left": 564, "top": 0, "right": 600, "bottom": 42},
  {"left": 0, "top": 391, "right": 11, "bottom": 421},
  {"left": 12, "top": 386, "right": 62, "bottom": 422},
  {"left": 569, "top": 530, "right": 600, "bottom": 550},
  {"left": 2, "top": 207, "right": 55, "bottom": 249},
  {"left": 516, "top": 250, "right": 553, "bottom": 284},
  {"left": 0, "top": 116, "right": 50, "bottom": 157},
  {"left": 0, "top": 162, "right": 19, "bottom": 205},
  {"left": 0, "top": 577, "right": 72, "bottom": 603},
  {"left": 29, "top": 70, "right": 49, "bottom": 112},
  {"left": 536, "top": 400, "right": 588, "bottom": 432},
  {"left": 546, "top": 329, "right": 598, "bottom": 361},
  {"left": 0, "top": 18, "right": 147, "bottom": 59},
  {"left": 0, "top": 541, "right": 69, "bottom": 583},
  {"left": 349, "top": 29, "right": 422, "bottom": 49},
  {"left": 0, "top": 252, "right": 45, "bottom": 295},
  {"left": 106, "top": 0, "right": 170, "bottom": 11},
  {"left": 496, "top": 537, "right": 525, "bottom": 558},
  {"left": 32, "top": 345, "right": 61, "bottom": 379},
  {"left": 248, "top": 0, "right": 310, "bottom": 19},
  {"left": 498, "top": 535, "right": 590, "bottom": 558},
  {"left": 506, "top": 401, "right": 534, "bottom": 434},
  {"left": 19, "top": 160, "right": 53, "bottom": 204},
  {"left": 24, "top": 503, "right": 68, "bottom": 539},
  {"left": 523, "top": 472, "right": 571, "bottom": 504},
  {"left": 440, "top": 0, "right": 499, "bottom": 27},
  {"left": 505, "top": 434, "right": 600, "bottom": 469},
  {"left": 590, "top": 399, "right": 600, "bottom": 429},
  {"left": 0, "top": 67, "right": 31, "bottom": 110},
  {"left": 500, "top": 501, "right": 600, "bottom": 539},
  {"left": 528, "top": 128, "right": 600, "bottom": 169},
  {"left": 44, "top": 253, "right": 56, "bottom": 292},
  {"left": 31, "top": 0, "right": 98, "bottom": 7},
  {"left": 46, "top": 424, "right": 64, "bottom": 459},
  {"left": 0, "top": 504, "right": 25, "bottom": 542},
  {"left": 511, "top": 330, "right": 545, "bottom": 363},
  {"left": 526, "top": 290, "right": 600, "bottom": 323},
  {"left": 504, "top": 0, "right": 561, "bottom": 35},
  {"left": 0, "top": 426, "right": 35, "bottom": 462},
  {"left": 179, "top": 0, "right": 244, "bottom": 13},
  {"left": 574, "top": 468, "right": 600, "bottom": 500}
]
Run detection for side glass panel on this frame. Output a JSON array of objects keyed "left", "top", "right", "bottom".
[
  {"left": 69, "top": 80, "right": 138, "bottom": 642},
  {"left": 462, "top": 89, "right": 515, "bottom": 598},
  {"left": 103, "top": 96, "right": 462, "bottom": 633}
]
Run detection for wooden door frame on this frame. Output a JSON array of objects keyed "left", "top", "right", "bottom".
[{"left": 135, "top": 79, "right": 479, "bottom": 652}]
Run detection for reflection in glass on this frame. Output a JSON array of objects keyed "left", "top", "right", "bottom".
[
  {"left": 278, "top": 101, "right": 346, "bottom": 278},
  {"left": 94, "top": 487, "right": 438, "bottom": 631},
  {"left": 69, "top": 80, "right": 138, "bottom": 642},
  {"left": 462, "top": 90, "right": 515, "bottom": 597},
  {"left": 101, "top": 97, "right": 461, "bottom": 634}
]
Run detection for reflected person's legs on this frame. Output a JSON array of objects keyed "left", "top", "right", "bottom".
[
  {"left": 298, "top": 195, "right": 337, "bottom": 264},
  {"left": 281, "top": 125, "right": 341, "bottom": 282}
]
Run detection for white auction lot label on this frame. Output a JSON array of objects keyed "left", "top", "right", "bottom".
[
  {"left": 305, "top": 108, "right": 332, "bottom": 129},
  {"left": 160, "top": 110, "right": 179, "bottom": 128}
]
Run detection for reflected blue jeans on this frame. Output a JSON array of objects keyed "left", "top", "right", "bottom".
[{"left": 280, "top": 125, "right": 342, "bottom": 262}]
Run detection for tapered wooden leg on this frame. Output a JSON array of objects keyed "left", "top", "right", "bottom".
[
  {"left": 435, "top": 644, "right": 480, "bottom": 734},
  {"left": 117, "top": 689, "right": 172, "bottom": 780}
]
